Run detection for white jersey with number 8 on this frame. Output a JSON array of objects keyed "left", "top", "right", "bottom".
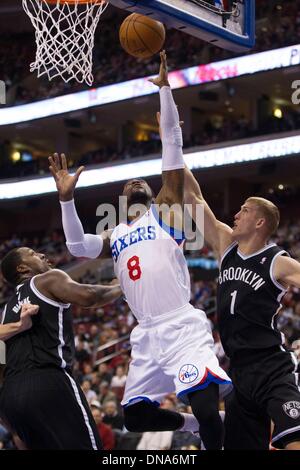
[
  {"left": 111, "top": 205, "right": 232, "bottom": 405},
  {"left": 110, "top": 205, "right": 190, "bottom": 322}
]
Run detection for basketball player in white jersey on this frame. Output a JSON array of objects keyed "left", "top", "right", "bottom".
[{"left": 49, "top": 52, "right": 232, "bottom": 450}]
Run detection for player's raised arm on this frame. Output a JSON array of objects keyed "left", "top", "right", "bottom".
[
  {"left": 273, "top": 255, "right": 300, "bottom": 289},
  {"left": 34, "top": 269, "right": 122, "bottom": 308},
  {"left": 184, "top": 164, "right": 233, "bottom": 260},
  {"left": 149, "top": 51, "right": 184, "bottom": 207},
  {"left": 49, "top": 153, "right": 111, "bottom": 259}
]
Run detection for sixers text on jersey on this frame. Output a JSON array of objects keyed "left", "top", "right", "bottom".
[{"left": 111, "top": 225, "right": 156, "bottom": 262}]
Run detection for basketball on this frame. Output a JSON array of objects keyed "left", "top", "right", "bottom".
[{"left": 119, "top": 13, "right": 166, "bottom": 59}]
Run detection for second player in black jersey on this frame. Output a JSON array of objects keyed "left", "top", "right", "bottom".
[
  {"left": 185, "top": 166, "right": 300, "bottom": 450},
  {"left": 0, "top": 246, "right": 121, "bottom": 450},
  {"left": 217, "top": 242, "right": 288, "bottom": 363}
]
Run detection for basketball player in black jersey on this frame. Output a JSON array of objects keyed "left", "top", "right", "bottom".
[
  {"left": 0, "top": 247, "right": 121, "bottom": 450},
  {"left": 185, "top": 168, "right": 300, "bottom": 450}
]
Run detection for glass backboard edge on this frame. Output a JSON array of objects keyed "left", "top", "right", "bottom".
[{"left": 109, "top": 0, "right": 255, "bottom": 52}]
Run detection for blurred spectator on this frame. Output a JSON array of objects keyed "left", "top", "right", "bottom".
[
  {"left": 89, "top": 325, "right": 100, "bottom": 349},
  {"left": 75, "top": 340, "right": 91, "bottom": 366},
  {"left": 98, "top": 381, "right": 118, "bottom": 406},
  {"left": 97, "top": 363, "right": 113, "bottom": 384},
  {"left": 102, "top": 400, "right": 124, "bottom": 431},
  {"left": 110, "top": 365, "right": 127, "bottom": 388},
  {"left": 82, "top": 363, "right": 94, "bottom": 382},
  {"left": 91, "top": 406, "right": 116, "bottom": 450},
  {"left": 90, "top": 371, "right": 101, "bottom": 393},
  {"left": 81, "top": 379, "right": 97, "bottom": 405}
]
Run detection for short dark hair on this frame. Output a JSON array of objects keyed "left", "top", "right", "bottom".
[{"left": 1, "top": 248, "right": 23, "bottom": 286}]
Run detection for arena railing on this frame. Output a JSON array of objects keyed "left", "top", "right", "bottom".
[{"left": 94, "top": 334, "right": 131, "bottom": 366}]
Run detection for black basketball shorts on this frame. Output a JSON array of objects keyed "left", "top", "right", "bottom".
[
  {"left": 0, "top": 368, "right": 102, "bottom": 450},
  {"left": 224, "top": 347, "right": 300, "bottom": 449}
]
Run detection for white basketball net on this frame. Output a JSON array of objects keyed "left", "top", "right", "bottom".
[{"left": 22, "top": 0, "right": 108, "bottom": 86}]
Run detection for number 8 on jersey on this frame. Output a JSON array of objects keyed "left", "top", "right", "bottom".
[{"left": 127, "top": 256, "right": 142, "bottom": 281}]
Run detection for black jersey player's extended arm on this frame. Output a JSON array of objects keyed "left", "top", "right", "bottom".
[
  {"left": 0, "top": 303, "right": 39, "bottom": 341},
  {"left": 149, "top": 51, "right": 184, "bottom": 228},
  {"left": 184, "top": 165, "right": 233, "bottom": 259},
  {"left": 49, "top": 152, "right": 111, "bottom": 259},
  {"left": 34, "top": 269, "right": 122, "bottom": 308},
  {"left": 273, "top": 255, "right": 300, "bottom": 289}
]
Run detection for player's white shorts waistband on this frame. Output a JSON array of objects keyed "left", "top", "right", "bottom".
[{"left": 137, "top": 303, "right": 203, "bottom": 328}]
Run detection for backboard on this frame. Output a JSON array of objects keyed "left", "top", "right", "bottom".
[{"left": 109, "top": 1, "right": 255, "bottom": 52}]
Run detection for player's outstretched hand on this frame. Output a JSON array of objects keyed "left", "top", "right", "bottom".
[
  {"left": 149, "top": 50, "right": 170, "bottom": 89},
  {"left": 48, "top": 153, "right": 84, "bottom": 202},
  {"left": 19, "top": 303, "right": 39, "bottom": 333}
]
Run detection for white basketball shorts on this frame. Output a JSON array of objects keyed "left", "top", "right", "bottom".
[{"left": 122, "top": 303, "right": 232, "bottom": 407}]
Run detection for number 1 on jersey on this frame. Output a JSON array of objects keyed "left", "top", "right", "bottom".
[
  {"left": 230, "top": 290, "right": 237, "bottom": 315},
  {"left": 127, "top": 256, "right": 142, "bottom": 281}
]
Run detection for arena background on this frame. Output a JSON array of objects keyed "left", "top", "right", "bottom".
[{"left": 0, "top": 0, "right": 300, "bottom": 450}]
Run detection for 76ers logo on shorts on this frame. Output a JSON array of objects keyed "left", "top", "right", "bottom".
[
  {"left": 179, "top": 364, "right": 199, "bottom": 384},
  {"left": 283, "top": 401, "right": 300, "bottom": 419}
]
